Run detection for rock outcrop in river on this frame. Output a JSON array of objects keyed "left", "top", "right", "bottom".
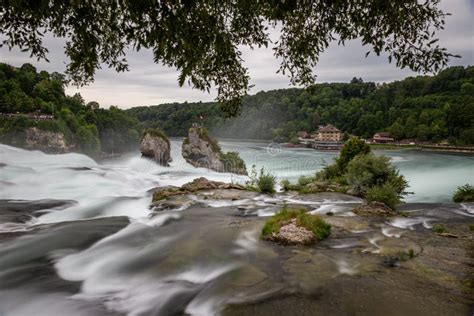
[
  {"left": 140, "top": 129, "right": 171, "bottom": 166},
  {"left": 25, "top": 127, "right": 68, "bottom": 153},
  {"left": 182, "top": 126, "right": 247, "bottom": 175}
]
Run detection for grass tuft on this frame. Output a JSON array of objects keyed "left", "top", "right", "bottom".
[
  {"left": 261, "top": 205, "right": 331, "bottom": 241},
  {"left": 432, "top": 223, "right": 448, "bottom": 234}
]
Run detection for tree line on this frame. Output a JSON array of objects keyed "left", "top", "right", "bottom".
[
  {"left": 127, "top": 66, "right": 474, "bottom": 145},
  {"left": 0, "top": 62, "right": 142, "bottom": 155}
]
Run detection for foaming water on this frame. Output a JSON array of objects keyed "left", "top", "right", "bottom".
[{"left": 0, "top": 141, "right": 473, "bottom": 315}]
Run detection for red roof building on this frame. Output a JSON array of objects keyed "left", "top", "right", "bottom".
[{"left": 373, "top": 132, "right": 394, "bottom": 144}]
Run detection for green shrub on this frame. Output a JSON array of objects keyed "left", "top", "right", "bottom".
[
  {"left": 198, "top": 127, "right": 221, "bottom": 152},
  {"left": 298, "top": 175, "right": 314, "bottom": 186},
  {"left": 220, "top": 151, "right": 247, "bottom": 174},
  {"left": 432, "top": 224, "right": 448, "bottom": 234},
  {"left": 452, "top": 184, "right": 474, "bottom": 203},
  {"left": 257, "top": 168, "right": 277, "bottom": 194},
  {"left": 315, "top": 163, "right": 343, "bottom": 181},
  {"left": 336, "top": 137, "right": 371, "bottom": 172},
  {"left": 261, "top": 206, "right": 331, "bottom": 241},
  {"left": 345, "top": 153, "right": 408, "bottom": 197},
  {"left": 280, "top": 179, "right": 292, "bottom": 191},
  {"left": 365, "top": 183, "right": 401, "bottom": 210},
  {"left": 246, "top": 166, "right": 276, "bottom": 194},
  {"left": 469, "top": 224, "right": 474, "bottom": 231}
]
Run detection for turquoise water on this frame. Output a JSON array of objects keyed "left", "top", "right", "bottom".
[{"left": 217, "top": 140, "right": 474, "bottom": 203}]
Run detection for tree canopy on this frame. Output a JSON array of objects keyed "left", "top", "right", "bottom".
[
  {"left": 0, "top": 62, "right": 142, "bottom": 155},
  {"left": 0, "top": 0, "right": 457, "bottom": 116}
]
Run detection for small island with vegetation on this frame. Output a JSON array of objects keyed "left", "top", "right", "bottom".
[
  {"left": 182, "top": 124, "right": 247, "bottom": 175},
  {"left": 281, "top": 137, "right": 409, "bottom": 212},
  {"left": 261, "top": 205, "right": 331, "bottom": 245}
]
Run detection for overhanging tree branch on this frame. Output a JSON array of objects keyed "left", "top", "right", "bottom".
[{"left": 0, "top": 0, "right": 458, "bottom": 116}]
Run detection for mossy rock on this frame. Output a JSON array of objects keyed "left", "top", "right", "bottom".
[
  {"left": 143, "top": 128, "right": 169, "bottom": 146},
  {"left": 261, "top": 206, "right": 331, "bottom": 245},
  {"left": 353, "top": 202, "right": 395, "bottom": 217}
]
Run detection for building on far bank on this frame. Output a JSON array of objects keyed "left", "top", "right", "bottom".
[
  {"left": 372, "top": 132, "right": 394, "bottom": 144},
  {"left": 295, "top": 124, "right": 344, "bottom": 150},
  {"left": 316, "top": 124, "right": 342, "bottom": 142}
]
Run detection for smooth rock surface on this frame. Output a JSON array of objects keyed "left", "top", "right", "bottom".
[
  {"left": 25, "top": 127, "right": 68, "bottom": 153},
  {"left": 182, "top": 126, "right": 225, "bottom": 171},
  {"left": 140, "top": 131, "right": 171, "bottom": 166}
]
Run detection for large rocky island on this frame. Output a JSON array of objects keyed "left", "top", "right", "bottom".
[
  {"left": 182, "top": 125, "right": 247, "bottom": 175},
  {"left": 139, "top": 128, "right": 171, "bottom": 166}
]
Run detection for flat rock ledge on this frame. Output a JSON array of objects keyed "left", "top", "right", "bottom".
[
  {"left": 264, "top": 219, "right": 316, "bottom": 246},
  {"left": 152, "top": 177, "right": 245, "bottom": 202},
  {"left": 353, "top": 202, "right": 395, "bottom": 216}
]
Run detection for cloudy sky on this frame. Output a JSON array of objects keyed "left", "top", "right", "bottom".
[{"left": 1, "top": 0, "right": 473, "bottom": 109}]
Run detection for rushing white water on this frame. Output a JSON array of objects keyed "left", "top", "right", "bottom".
[
  {"left": 0, "top": 141, "right": 473, "bottom": 315},
  {"left": 2, "top": 140, "right": 471, "bottom": 205}
]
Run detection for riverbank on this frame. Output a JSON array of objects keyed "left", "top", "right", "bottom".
[{"left": 369, "top": 143, "right": 474, "bottom": 154}]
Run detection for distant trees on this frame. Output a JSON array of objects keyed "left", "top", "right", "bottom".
[
  {"left": 128, "top": 66, "right": 474, "bottom": 145},
  {"left": 0, "top": 62, "right": 142, "bottom": 155}
]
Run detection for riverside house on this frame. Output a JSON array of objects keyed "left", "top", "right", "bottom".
[
  {"left": 297, "top": 125, "right": 344, "bottom": 150},
  {"left": 316, "top": 124, "right": 343, "bottom": 142},
  {"left": 372, "top": 132, "right": 395, "bottom": 144}
]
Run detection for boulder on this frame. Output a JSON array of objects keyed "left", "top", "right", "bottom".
[
  {"left": 266, "top": 219, "right": 315, "bottom": 245},
  {"left": 152, "top": 177, "right": 244, "bottom": 202},
  {"left": 25, "top": 127, "right": 68, "bottom": 153},
  {"left": 140, "top": 129, "right": 171, "bottom": 166},
  {"left": 353, "top": 202, "right": 395, "bottom": 216},
  {"left": 182, "top": 126, "right": 247, "bottom": 175}
]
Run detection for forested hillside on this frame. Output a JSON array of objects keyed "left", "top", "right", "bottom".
[
  {"left": 0, "top": 63, "right": 142, "bottom": 155},
  {"left": 1, "top": 63, "right": 472, "bottom": 154},
  {"left": 128, "top": 66, "right": 474, "bottom": 145}
]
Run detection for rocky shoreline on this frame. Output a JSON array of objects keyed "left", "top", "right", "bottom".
[
  {"left": 1, "top": 176, "right": 473, "bottom": 315},
  {"left": 146, "top": 177, "right": 474, "bottom": 314}
]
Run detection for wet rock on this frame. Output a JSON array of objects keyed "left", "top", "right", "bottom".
[
  {"left": 382, "top": 256, "right": 401, "bottom": 268},
  {"left": 152, "top": 177, "right": 245, "bottom": 203},
  {"left": 0, "top": 199, "right": 75, "bottom": 224},
  {"left": 265, "top": 219, "right": 315, "bottom": 246},
  {"left": 227, "top": 265, "right": 268, "bottom": 287},
  {"left": 438, "top": 232, "right": 459, "bottom": 238},
  {"left": 152, "top": 199, "right": 190, "bottom": 212},
  {"left": 353, "top": 202, "right": 395, "bottom": 216},
  {"left": 182, "top": 126, "right": 247, "bottom": 175},
  {"left": 182, "top": 177, "right": 245, "bottom": 192},
  {"left": 25, "top": 127, "right": 69, "bottom": 153},
  {"left": 140, "top": 129, "right": 171, "bottom": 166},
  {"left": 324, "top": 216, "right": 370, "bottom": 232}
]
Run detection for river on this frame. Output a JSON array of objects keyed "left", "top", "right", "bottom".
[{"left": 0, "top": 140, "right": 473, "bottom": 315}]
